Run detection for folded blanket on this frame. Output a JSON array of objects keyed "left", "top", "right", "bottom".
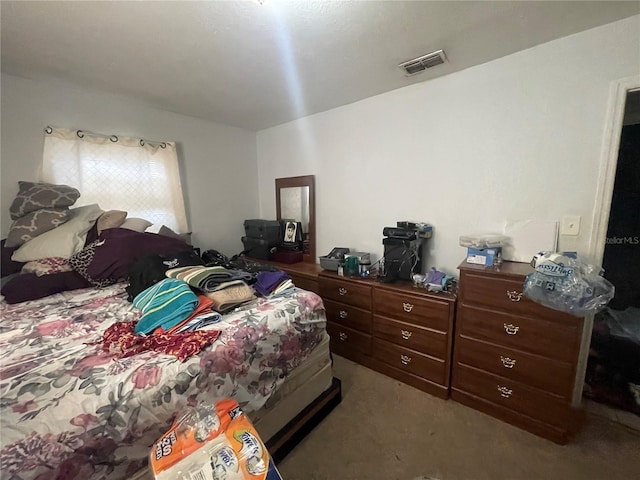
[
  {"left": 133, "top": 278, "right": 199, "bottom": 335},
  {"left": 174, "top": 311, "right": 223, "bottom": 333},
  {"left": 156, "top": 295, "right": 216, "bottom": 334},
  {"left": 205, "top": 282, "right": 256, "bottom": 312},
  {"left": 254, "top": 270, "right": 291, "bottom": 296},
  {"left": 166, "top": 266, "right": 253, "bottom": 292}
]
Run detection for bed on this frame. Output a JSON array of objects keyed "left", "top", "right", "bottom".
[{"left": 0, "top": 280, "right": 338, "bottom": 479}]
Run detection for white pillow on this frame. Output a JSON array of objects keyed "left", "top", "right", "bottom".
[
  {"left": 12, "top": 204, "right": 104, "bottom": 262},
  {"left": 121, "top": 217, "right": 153, "bottom": 232}
]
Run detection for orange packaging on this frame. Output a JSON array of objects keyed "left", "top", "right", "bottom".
[{"left": 150, "top": 398, "right": 283, "bottom": 480}]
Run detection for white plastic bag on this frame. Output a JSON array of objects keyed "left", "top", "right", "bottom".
[
  {"left": 523, "top": 252, "right": 615, "bottom": 317},
  {"left": 150, "top": 399, "right": 283, "bottom": 480}
]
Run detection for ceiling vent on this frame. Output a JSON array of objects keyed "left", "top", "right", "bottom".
[{"left": 398, "top": 50, "right": 447, "bottom": 76}]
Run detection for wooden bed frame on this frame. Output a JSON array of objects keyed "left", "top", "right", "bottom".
[{"left": 266, "top": 376, "right": 342, "bottom": 463}]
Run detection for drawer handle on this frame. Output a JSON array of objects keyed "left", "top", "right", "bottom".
[
  {"left": 400, "top": 329, "right": 413, "bottom": 340},
  {"left": 500, "top": 356, "right": 516, "bottom": 369},
  {"left": 402, "top": 302, "right": 414, "bottom": 313},
  {"left": 497, "top": 385, "right": 513, "bottom": 398},
  {"left": 339, "top": 310, "right": 348, "bottom": 319},
  {"left": 506, "top": 290, "right": 523, "bottom": 302},
  {"left": 400, "top": 354, "right": 412, "bottom": 365},
  {"left": 503, "top": 323, "right": 520, "bottom": 335},
  {"left": 338, "top": 332, "right": 348, "bottom": 341},
  {"left": 338, "top": 287, "right": 347, "bottom": 296}
]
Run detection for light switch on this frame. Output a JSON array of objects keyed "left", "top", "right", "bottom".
[{"left": 560, "top": 215, "right": 581, "bottom": 236}]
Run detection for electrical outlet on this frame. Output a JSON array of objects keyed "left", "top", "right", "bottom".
[{"left": 560, "top": 216, "right": 581, "bottom": 236}]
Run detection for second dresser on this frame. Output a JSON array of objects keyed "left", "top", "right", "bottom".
[
  {"left": 452, "top": 261, "right": 585, "bottom": 443},
  {"left": 319, "top": 271, "right": 456, "bottom": 398}
]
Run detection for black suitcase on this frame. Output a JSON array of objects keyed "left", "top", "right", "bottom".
[
  {"left": 243, "top": 219, "right": 282, "bottom": 243},
  {"left": 241, "top": 236, "right": 277, "bottom": 260}
]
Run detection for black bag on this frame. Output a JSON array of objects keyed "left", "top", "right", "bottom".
[{"left": 125, "top": 249, "right": 202, "bottom": 301}]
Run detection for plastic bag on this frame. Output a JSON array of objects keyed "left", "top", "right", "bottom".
[
  {"left": 150, "top": 398, "right": 283, "bottom": 480},
  {"left": 523, "top": 251, "right": 615, "bottom": 317},
  {"left": 459, "top": 234, "right": 507, "bottom": 249}
]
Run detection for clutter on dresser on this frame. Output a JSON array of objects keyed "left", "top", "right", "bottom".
[
  {"left": 460, "top": 233, "right": 507, "bottom": 266},
  {"left": 319, "top": 247, "right": 350, "bottom": 271},
  {"left": 382, "top": 221, "right": 433, "bottom": 282},
  {"left": 411, "top": 268, "right": 456, "bottom": 293},
  {"left": 523, "top": 251, "right": 615, "bottom": 316}
]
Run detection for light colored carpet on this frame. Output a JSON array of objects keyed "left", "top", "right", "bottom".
[{"left": 276, "top": 355, "right": 640, "bottom": 480}]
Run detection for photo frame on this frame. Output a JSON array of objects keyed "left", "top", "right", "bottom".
[{"left": 283, "top": 221, "right": 298, "bottom": 244}]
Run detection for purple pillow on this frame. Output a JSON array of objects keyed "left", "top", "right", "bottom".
[
  {"left": 87, "top": 228, "right": 190, "bottom": 280},
  {"left": 1, "top": 271, "right": 90, "bottom": 304},
  {"left": 1, "top": 239, "right": 25, "bottom": 277}
]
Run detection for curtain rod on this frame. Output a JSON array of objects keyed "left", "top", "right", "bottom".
[{"left": 45, "top": 126, "right": 168, "bottom": 149}]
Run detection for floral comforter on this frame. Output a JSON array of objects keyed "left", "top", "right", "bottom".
[{"left": 0, "top": 283, "right": 327, "bottom": 479}]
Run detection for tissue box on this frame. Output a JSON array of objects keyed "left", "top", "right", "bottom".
[{"left": 466, "top": 247, "right": 502, "bottom": 266}]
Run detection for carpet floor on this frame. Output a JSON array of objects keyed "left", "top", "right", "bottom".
[{"left": 276, "top": 355, "right": 640, "bottom": 480}]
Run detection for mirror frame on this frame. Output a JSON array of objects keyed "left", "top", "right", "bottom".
[{"left": 275, "top": 175, "right": 315, "bottom": 263}]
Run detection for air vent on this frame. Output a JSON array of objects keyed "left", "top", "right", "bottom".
[{"left": 398, "top": 50, "right": 447, "bottom": 76}]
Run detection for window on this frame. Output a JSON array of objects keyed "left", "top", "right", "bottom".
[{"left": 41, "top": 127, "right": 188, "bottom": 233}]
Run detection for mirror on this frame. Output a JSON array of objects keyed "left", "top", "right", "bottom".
[{"left": 276, "top": 175, "right": 315, "bottom": 263}]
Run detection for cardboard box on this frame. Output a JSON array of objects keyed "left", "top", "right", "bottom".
[{"left": 466, "top": 247, "right": 502, "bottom": 266}]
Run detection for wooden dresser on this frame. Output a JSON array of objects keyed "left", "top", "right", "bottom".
[
  {"left": 452, "top": 261, "right": 585, "bottom": 443},
  {"left": 319, "top": 271, "right": 456, "bottom": 399}
]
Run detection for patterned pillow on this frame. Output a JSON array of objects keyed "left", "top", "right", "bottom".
[
  {"left": 68, "top": 240, "right": 116, "bottom": 288},
  {"left": 5, "top": 208, "right": 70, "bottom": 248},
  {"left": 22, "top": 257, "right": 73, "bottom": 276},
  {"left": 9, "top": 181, "right": 80, "bottom": 220}
]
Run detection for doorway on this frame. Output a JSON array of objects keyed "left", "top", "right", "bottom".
[{"left": 583, "top": 89, "right": 640, "bottom": 415}]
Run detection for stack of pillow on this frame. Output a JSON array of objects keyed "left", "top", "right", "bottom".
[{"left": 1, "top": 181, "right": 193, "bottom": 304}]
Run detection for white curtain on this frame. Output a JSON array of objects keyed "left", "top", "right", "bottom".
[{"left": 41, "top": 127, "right": 188, "bottom": 233}]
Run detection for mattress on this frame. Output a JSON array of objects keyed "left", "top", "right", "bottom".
[
  {"left": 252, "top": 331, "right": 333, "bottom": 440},
  {"left": 0, "top": 283, "right": 328, "bottom": 480}
]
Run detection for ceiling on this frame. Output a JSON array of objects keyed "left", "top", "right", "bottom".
[{"left": 1, "top": 1, "right": 638, "bottom": 131}]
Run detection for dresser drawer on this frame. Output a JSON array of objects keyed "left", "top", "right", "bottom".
[
  {"left": 325, "top": 300, "right": 372, "bottom": 334},
  {"left": 320, "top": 277, "right": 372, "bottom": 310},
  {"left": 374, "top": 288, "right": 450, "bottom": 332},
  {"left": 461, "top": 271, "right": 580, "bottom": 324},
  {"left": 458, "top": 305, "right": 581, "bottom": 362},
  {"left": 327, "top": 322, "right": 371, "bottom": 356},
  {"left": 373, "top": 338, "right": 445, "bottom": 385},
  {"left": 455, "top": 336, "right": 574, "bottom": 398},
  {"left": 453, "top": 364, "right": 571, "bottom": 428},
  {"left": 373, "top": 315, "right": 447, "bottom": 359},
  {"left": 290, "top": 274, "right": 318, "bottom": 294}
]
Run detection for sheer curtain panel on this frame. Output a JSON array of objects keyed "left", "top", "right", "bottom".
[{"left": 41, "top": 127, "right": 188, "bottom": 233}]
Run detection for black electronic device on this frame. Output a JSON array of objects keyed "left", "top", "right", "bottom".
[
  {"left": 382, "top": 227, "right": 417, "bottom": 240},
  {"left": 397, "top": 221, "right": 418, "bottom": 230},
  {"left": 383, "top": 237, "right": 421, "bottom": 281}
]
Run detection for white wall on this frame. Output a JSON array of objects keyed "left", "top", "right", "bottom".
[
  {"left": 1, "top": 73, "right": 258, "bottom": 255},
  {"left": 257, "top": 16, "right": 640, "bottom": 274}
]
